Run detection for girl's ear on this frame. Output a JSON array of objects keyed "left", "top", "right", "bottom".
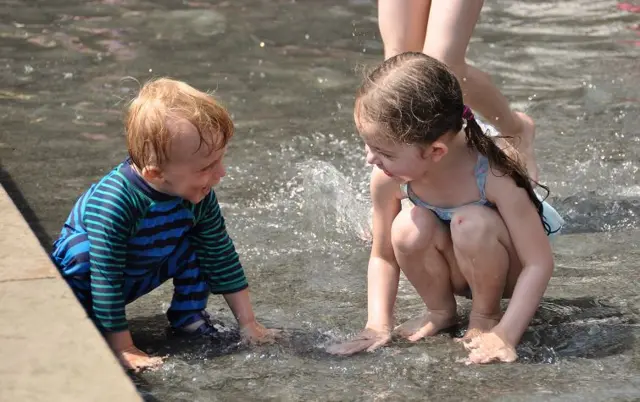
[{"left": 422, "top": 141, "right": 449, "bottom": 162}]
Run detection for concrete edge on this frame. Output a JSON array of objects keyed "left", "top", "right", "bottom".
[{"left": 0, "top": 184, "right": 142, "bottom": 402}]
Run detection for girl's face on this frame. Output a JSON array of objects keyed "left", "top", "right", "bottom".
[
  {"left": 356, "top": 118, "right": 448, "bottom": 182},
  {"left": 363, "top": 139, "right": 425, "bottom": 182}
]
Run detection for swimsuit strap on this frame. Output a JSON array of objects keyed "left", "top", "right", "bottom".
[
  {"left": 404, "top": 183, "right": 457, "bottom": 216},
  {"left": 400, "top": 183, "right": 409, "bottom": 199},
  {"left": 474, "top": 154, "right": 490, "bottom": 201},
  {"left": 400, "top": 154, "right": 493, "bottom": 216}
]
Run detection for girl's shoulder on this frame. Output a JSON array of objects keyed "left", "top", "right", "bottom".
[{"left": 370, "top": 167, "right": 403, "bottom": 202}]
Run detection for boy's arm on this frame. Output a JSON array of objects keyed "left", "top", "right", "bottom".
[
  {"left": 189, "top": 191, "right": 248, "bottom": 297},
  {"left": 84, "top": 194, "right": 131, "bottom": 337},
  {"left": 84, "top": 182, "right": 165, "bottom": 371},
  {"left": 190, "top": 191, "right": 280, "bottom": 343},
  {"left": 222, "top": 288, "right": 255, "bottom": 327}
]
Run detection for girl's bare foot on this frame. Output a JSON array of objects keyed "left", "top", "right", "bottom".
[
  {"left": 509, "top": 111, "right": 538, "bottom": 182},
  {"left": 394, "top": 310, "right": 458, "bottom": 342}
]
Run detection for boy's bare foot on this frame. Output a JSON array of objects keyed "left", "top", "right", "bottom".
[
  {"left": 458, "top": 312, "right": 502, "bottom": 341},
  {"left": 394, "top": 310, "right": 457, "bottom": 342},
  {"left": 509, "top": 111, "right": 538, "bottom": 182}
]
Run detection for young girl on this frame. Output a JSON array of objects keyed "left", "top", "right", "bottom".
[
  {"left": 377, "top": 0, "right": 538, "bottom": 181},
  {"left": 327, "top": 52, "right": 563, "bottom": 364}
]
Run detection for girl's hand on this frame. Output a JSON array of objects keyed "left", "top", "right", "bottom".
[
  {"left": 462, "top": 331, "right": 517, "bottom": 364},
  {"left": 325, "top": 328, "right": 392, "bottom": 356},
  {"left": 117, "top": 346, "right": 165, "bottom": 373}
]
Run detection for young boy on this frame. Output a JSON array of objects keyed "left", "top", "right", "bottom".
[{"left": 51, "top": 78, "right": 279, "bottom": 372}]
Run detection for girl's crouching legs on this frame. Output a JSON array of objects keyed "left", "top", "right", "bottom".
[
  {"left": 390, "top": 206, "right": 460, "bottom": 341},
  {"left": 450, "top": 205, "right": 522, "bottom": 339}
]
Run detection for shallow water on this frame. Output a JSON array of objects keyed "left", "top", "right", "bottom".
[{"left": 1, "top": 0, "right": 639, "bottom": 401}]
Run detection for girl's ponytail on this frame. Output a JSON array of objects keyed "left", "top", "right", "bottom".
[{"left": 462, "top": 106, "right": 551, "bottom": 234}]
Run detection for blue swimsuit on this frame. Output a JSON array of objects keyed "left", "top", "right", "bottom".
[
  {"left": 400, "top": 154, "right": 564, "bottom": 236},
  {"left": 401, "top": 154, "right": 493, "bottom": 225}
]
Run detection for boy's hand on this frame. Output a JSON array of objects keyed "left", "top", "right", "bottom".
[
  {"left": 325, "top": 328, "right": 391, "bottom": 356},
  {"left": 116, "top": 345, "right": 165, "bottom": 373},
  {"left": 105, "top": 330, "right": 164, "bottom": 372},
  {"left": 223, "top": 289, "right": 281, "bottom": 345},
  {"left": 240, "top": 320, "right": 282, "bottom": 345}
]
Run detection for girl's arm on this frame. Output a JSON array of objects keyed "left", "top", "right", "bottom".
[
  {"left": 486, "top": 174, "right": 555, "bottom": 347},
  {"left": 326, "top": 167, "right": 402, "bottom": 355},
  {"left": 365, "top": 167, "right": 403, "bottom": 332}
]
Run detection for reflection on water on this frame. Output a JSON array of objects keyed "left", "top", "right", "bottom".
[{"left": 1, "top": 0, "right": 639, "bottom": 400}]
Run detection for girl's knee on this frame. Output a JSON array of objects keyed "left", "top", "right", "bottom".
[
  {"left": 391, "top": 207, "right": 441, "bottom": 255},
  {"left": 450, "top": 206, "right": 498, "bottom": 255}
]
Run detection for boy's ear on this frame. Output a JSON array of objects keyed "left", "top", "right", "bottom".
[{"left": 141, "top": 165, "right": 163, "bottom": 181}]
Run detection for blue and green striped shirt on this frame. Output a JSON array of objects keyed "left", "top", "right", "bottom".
[{"left": 52, "top": 159, "right": 248, "bottom": 332}]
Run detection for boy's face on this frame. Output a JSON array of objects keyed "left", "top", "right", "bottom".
[{"left": 143, "top": 119, "right": 227, "bottom": 204}]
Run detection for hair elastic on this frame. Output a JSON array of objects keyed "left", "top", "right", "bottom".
[{"left": 462, "top": 105, "right": 475, "bottom": 121}]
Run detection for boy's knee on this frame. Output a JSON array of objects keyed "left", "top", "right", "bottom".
[
  {"left": 391, "top": 208, "right": 440, "bottom": 255},
  {"left": 450, "top": 206, "right": 495, "bottom": 255}
]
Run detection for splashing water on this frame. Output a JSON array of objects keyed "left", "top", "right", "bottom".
[
  {"left": 3, "top": 0, "right": 640, "bottom": 400},
  {"left": 291, "top": 160, "right": 372, "bottom": 241}
]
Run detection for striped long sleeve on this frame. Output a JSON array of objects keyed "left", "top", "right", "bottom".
[
  {"left": 190, "top": 191, "right": 248, "bottom": 294},
  {"left": 84, "top": 174, "right": 135, "bottom": 332}
]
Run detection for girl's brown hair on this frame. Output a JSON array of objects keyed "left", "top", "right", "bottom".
[{"left": 355, "top": 52, "right": 551, "bottom": 234}]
